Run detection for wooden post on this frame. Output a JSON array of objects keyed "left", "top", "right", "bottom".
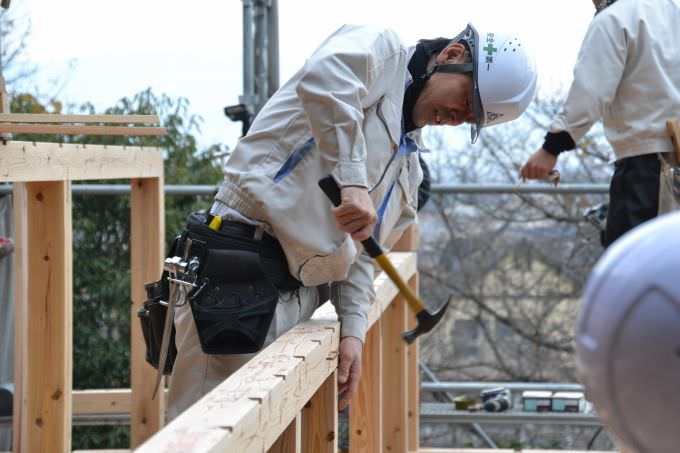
[
  {"left": 268, "top": 412, "right": 301, "bottom": 453},
  {"left": 349, "top": 319, "right": 382, "bottom": 453},
  {"left": 13, "top": 181, "right": 73, "bottom": 453},
  {"left": 392, "top": 225, "right": 420, "bottom": 453},
  {"left": 130, "top": 177, "right": 165, "bottom": 447},
  {"left": 382, "top": 295, "right": 408, "bottom": 453},
  {"left": 406, "top": 275, "right": 419, "bottom": 453},
  {"left": 301, "top": 371, "right": 338, "bottom": 453}
]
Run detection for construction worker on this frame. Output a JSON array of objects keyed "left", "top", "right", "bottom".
[
  {"left": 520, "top": 0, "right": 680, "bottom": 247},
  {"left": 576, "top": 210, "right": 680, "bottom": 453},
  {"left": 166, "top": 23, "right": 538, "bottom": 419}
]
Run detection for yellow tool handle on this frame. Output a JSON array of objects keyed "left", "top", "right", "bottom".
[
  {"left": 375, "top": 254, "right": 425, "bottom": 313},
  {"left": 667, "top": 118, "right": 680, "bottom": 162}
]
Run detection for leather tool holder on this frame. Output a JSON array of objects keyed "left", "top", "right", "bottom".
[{"left": 189, "top": 247, "right": 278, "bottom": 354}]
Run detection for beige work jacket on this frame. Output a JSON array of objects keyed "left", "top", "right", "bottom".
[{"left": 215, "top": 24, "right": 423, "bottom": 341}]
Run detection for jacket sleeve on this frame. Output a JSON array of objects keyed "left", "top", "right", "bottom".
[
  {"left": 550, "top": 14, "right": 627, "bottom": 141},
  {"left": 295, "top": 25, "right": 405, "bottom": 188},
  {"left": 330, "top": 251, "right": 375, "bottom": 342}
]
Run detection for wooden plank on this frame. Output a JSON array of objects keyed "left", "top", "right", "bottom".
[
  {"left": 11, "top": 182, "right": 28, "bottom": 453},
  {"left": 407, "top": 275, "right": 420, "bottom": 453},
  {"left": 135, "top": 316, "right": 340, "bottom": 453},
  {"left": 301, "top": 372, "right": 337, "bottom": 453},
  {"left": 391, "top": 229, "right": 421, "bottom": 453},
  {"left": 14, "top": 181, "right": 73, "bottom": 453},
  {"left": 72, "top": 389, "right": 132, "bottom": 415},
  {"left": 0, "top": 124, "right": 166, "bottom": 136},
  {"left": 268, "top": 412, "right": 301, "bottom": 453},
  {"left": 0, "top": 141, "right": 163, "bottom": 182},
  {"left": 130, "top": 177, "right": 165, "bottom": 448},
  {"left": 71, "top": 389, "right": 172, "bottom": 415},
  {"left": 0, "top": 113, "right": 160, "bottom": 124},
  {"left": 392, "top": 224, "right": 419, "bottom": 252},
  {"left": 349, "top": 319, "right": 382, "bottom": 453},
  {"left": 667, "top": 117, "right": 680, "bottom": 161},
  {"left": 134, "top": 254, "right": 415, "bottom": 453},
  {"left": 382, "top": 294, "right": 408, "bottom": 453},
  {"left": 368, "top": 252, "right": 417, "bottom": 328}
]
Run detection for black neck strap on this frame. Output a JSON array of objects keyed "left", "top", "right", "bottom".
[{"left": 422, "top": 62, "right": 474, "bottom": 80}]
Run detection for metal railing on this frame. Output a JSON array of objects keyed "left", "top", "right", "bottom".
[{"left": 0, "top": 182, "right": 609, "bottom": 196}]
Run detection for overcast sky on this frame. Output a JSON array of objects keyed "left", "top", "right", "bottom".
[{"left": 10, "top": 0, "right": 595, "bottom": 149}]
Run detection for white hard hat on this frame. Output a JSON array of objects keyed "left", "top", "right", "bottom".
[
  {"left": 425, "top": 23, "right": 538, "bottom": 143},
  {"left": 576, "top": 211, "right": 680, "bottom": 453}
]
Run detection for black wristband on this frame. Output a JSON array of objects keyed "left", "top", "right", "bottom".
[{"left": 542, "top": 131, "right": 576, "bottom": 156}]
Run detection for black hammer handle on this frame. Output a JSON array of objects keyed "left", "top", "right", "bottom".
[{"left": 318, "top": 175, "right": 383, "bottom": 258}]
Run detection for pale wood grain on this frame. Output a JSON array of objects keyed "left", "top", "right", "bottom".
[
  {"left": 407, "top": 275, "right": 420, "bottom": 452},
  {"left": 134, "top": 253, "right": 416, "bottom": 453},
  {"left": 667, "top": 117, "right": 680, "bottom": 161},
  {"left": 268, "top": 412, "right": 301, "bottom": 453},
  {"left": 0, "top": 124, "right": 166, "bottom": 136},
  {"left": 0, "top": 141, "right": 163, "bottom": 182},
  {"left": 130, "top": 177, "right": 165, "bottom": 448},
  {"left": 349, "top": 320, "right": 382, "bottom": 453},
  {"left": 0, "top": 113, "right": 160, "bottom": 124},
  {"left": 301, "top": 372, "right": 337, "bottom": 453},
  {"left": 14, "top": 181, "right": 73, "bottom": 453},
  {"left": 382, "top": 295, "right": 408, "bottom": 453}
]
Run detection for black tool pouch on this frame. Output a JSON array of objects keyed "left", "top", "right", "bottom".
[
  {"left": 189, "top": 248, "right": 279, "bottom": 354},
  {"left": 137, "top": 277, "right": 177, "bottom": 375},
  {"left": 136, "top": 237, "right": 181, "bottom": 375}
]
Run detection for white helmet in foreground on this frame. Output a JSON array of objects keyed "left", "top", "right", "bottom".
[
  {"left": 425, "top": 23, "right": 538, "bottom": 143},
  {"left": 576, "top": 211, "right": 680, "bottom": 453}
]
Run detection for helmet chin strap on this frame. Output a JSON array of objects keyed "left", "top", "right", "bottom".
[
  {"left": 594, "top": 0, "right": 618, "bottom": 13},
  {"left": 422, "top": 63, "right": 473, "bottom": 80}
]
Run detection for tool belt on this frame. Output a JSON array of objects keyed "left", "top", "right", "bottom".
[
  {"left": 137, "top": 237, "right": 181, "bottom": 375},
  {"left": 137, "top": 211, "right": 302, "bottom": 371},
  {"left": 187, "top": 211, "right": 300, "bottom": 354}
]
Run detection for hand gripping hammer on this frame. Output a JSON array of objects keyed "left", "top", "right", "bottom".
[{"left": 319, "top": 176, "right": 451, "bottom": 343}]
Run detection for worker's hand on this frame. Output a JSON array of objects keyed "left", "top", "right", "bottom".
[
  {"left": 337, "top": 336, "right": 363, "bottom": 411},
  {"left": 332, "top": 186, "right": 377, "bottom": 241},
  {"left": 520, "top": 148, "right": 558, "bottom": 180}
]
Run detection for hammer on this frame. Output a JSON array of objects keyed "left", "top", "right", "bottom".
[{"left": 319, "top": 176, "right": 450, "bottom": 343}]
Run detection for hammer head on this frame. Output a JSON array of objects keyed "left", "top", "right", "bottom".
[{"left": 401, "top": 296, "right": 452, "bottom": 344}]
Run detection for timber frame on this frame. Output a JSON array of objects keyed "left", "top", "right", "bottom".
[{"left": 0, "top": 114, "right": 166, "bottom": 452}]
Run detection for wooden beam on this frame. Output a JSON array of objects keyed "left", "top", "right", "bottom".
[
  {"left": 391, "top": 225, "right": 421, "bottom": 453},
  {"left": 301, "top": 372, "right": 337, "bottom": 453},
  {"left": 135, "top": 314, "right": 340, "bottom": 453},
  {"left": 392, "top": 224, "right": 419, "bottom": 253},
  {"left": 382, "top": 294, "right": 408, "bottom": 453},
  {"left": 72, "top": 389, "right": 133, "bottom": 415},
  {"left": 130, "top": 177, "right": 165, "bottom": 448},
  {"left": 0, "top": 141, "right": 163, "bottom": 182},
  {"left": 268, "top": 412, "right": 301, "bottom": 453},
  {"left": 11, "top": 182, "right": 28, "bottom": 453},
  {"left": 134, "top": 253, "right": 416, "bottom": 452},
  {"left": 667, "top": 117, "right": 680, "bottom": 161},
  {"left": 71, "top": 389, "right": 173, "bottom": 415},
  {"left": 368, "top": 252, "right": 417, "bottom": 328},
  {"left": 349, "top": 320, "right": 382, "bottom": 453},
  {"left": 13, "top": 181, "right": 73, "bottom": 453},
  {"left": 0, "top": 113, "right": 160, "bottom": 124},
  {"left": 0, "top": 124, "right": 166, "bottom": 136},
  {"left": 407, "top": 275, "right": 420, "bottom": 453}
]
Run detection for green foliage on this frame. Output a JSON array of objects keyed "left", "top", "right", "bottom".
[{"left": 11, "top": 88, "right": 224, "bottom": 449}]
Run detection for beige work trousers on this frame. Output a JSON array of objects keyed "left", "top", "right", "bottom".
[{"left": 167, "top": 285, "right": 320, "bottom": 420}]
